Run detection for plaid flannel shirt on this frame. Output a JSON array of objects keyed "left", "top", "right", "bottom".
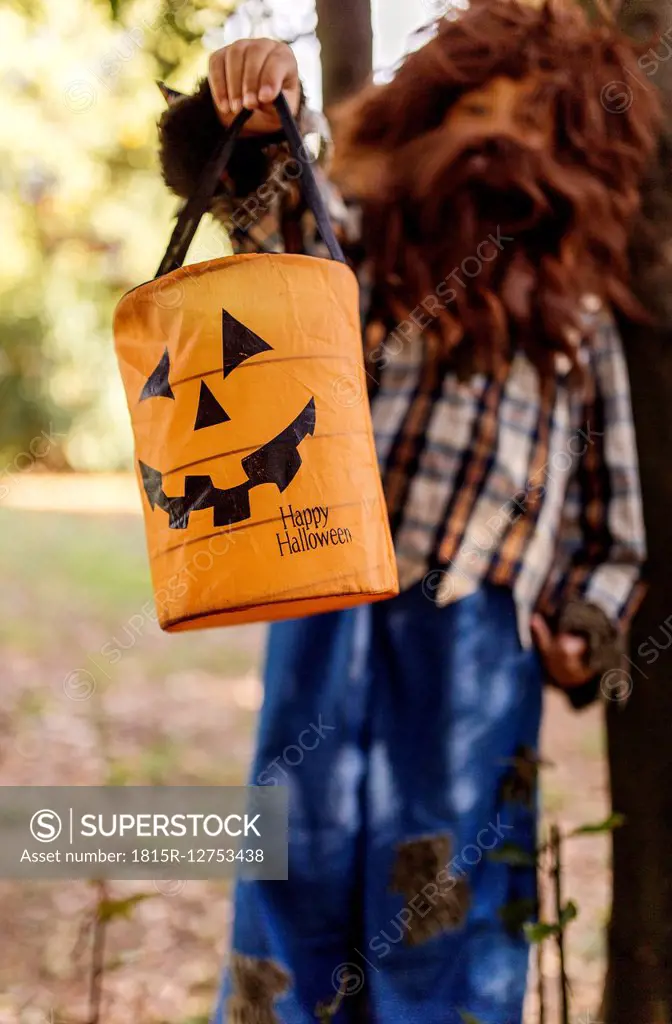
[{"left": 219, "top": 144, "right": 646, "bottom": 647}]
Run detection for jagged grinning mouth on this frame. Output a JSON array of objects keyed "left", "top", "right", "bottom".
[{"left": 139, "top": 397, "right": 316, "bottom": 530}]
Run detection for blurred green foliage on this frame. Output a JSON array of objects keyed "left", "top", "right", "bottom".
[{"left": 0, "top": 0, "right": 238, "bottom": 469}]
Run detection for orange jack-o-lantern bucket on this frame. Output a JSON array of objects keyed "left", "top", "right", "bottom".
[{"left": 113, "top": 95, "right": 398, "bottom": 631}]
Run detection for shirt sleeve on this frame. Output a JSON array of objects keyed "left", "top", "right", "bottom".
[{"left": 544, "top": 314, "right": 647, "bottom": 629}]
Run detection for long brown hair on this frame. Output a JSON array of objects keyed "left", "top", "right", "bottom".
[{"left": 332, "top": 0, "right": 661, "bottom": 374}]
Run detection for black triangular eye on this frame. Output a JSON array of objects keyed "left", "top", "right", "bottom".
[
  {"left": 194, "top": 380, "right": 231, "bottom": 430},
  {"left": 222, "top": 309, "right": 273, "bottom": 378},
  {"left": 140, "top": 347, "right": 174, "bottom": 402}
]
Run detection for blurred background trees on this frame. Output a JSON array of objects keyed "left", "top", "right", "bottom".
[
  {"left": 0, "top": 0, "right": 374, "bottom": 470},
  {"left": 0, "top": 0, "right": 242, "bottom": 470}
]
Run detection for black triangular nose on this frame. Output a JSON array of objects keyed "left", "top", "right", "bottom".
[{"left": 194, "top": 380, "right": 231, "bottom": 430}]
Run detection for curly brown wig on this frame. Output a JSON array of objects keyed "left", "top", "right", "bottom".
[{"left": 332, "top": 0, "right": 661, "bottom": 374}]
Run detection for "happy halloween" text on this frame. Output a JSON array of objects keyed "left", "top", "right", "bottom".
[{"left": 276, "top": 504, "right": 353, "bottom": 557}]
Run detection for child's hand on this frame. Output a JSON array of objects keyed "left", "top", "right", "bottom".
[
  {"left": 530, "top": 614, "right": 594, "bottom": 688},
  {"left": 207, "top": 39, "right": 301, "bottom": 135}
]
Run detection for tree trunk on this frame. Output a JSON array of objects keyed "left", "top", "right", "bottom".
[
  {"left": 605, "top": 3, "right": 672, "bottom": 1020},
  {"left": 604, "top": 319, "right": 672, "bottom": 1024},
  {"left": 315, "top": 0, "right": 373, "bottom": 110}
]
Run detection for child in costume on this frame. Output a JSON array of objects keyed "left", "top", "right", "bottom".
[{"left": 157, "top": 2, "right": 658, "bottom": 1020}]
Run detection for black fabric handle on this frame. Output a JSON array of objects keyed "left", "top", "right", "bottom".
[
  {"left": 272, "top": 93, "right": 345, "bottom": 264},
  {"left": 155, "top": 92, "right": 345, "bottom": 278}
]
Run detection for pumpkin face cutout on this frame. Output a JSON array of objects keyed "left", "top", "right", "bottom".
[
  {"left": 114, "top": 252, "right": 398, "bottom": 631},
  {"left": 137, "top": 310, "right": 316, "bottom": 531}
]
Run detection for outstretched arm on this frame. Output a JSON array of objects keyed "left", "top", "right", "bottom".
[{"left": 535, "top": 314, "right": 647, "bottom": 707}]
